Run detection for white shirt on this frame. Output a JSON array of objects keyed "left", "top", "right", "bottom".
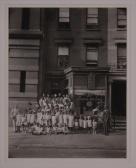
[
  {"left": 37, "top": 112, "right": 42, "bottom": 120},
  {"left": 92, "top": 121, "right": 97, "bottom": 128},
  {"left": 63, "top": 114, "right": 67, "bottom": 124},
  {"left": 52, "top": 115, "right": 56, "bottom": 125},
  {"left": 83, "top": 120, "right": 87, "bottom": 128},
  {"left": 87, "top": 119, "right": 92, "bottom": 127},
  {"left": 68, "top": 115, "right": 74, "bottom": 127},
  {"left": 75, "top": 121, "right": 79, "bottom": 127},
  {"left": 11, "top": 107, "right": 18, "bottom": 118},
  {"left": 59, "top": 114, "right": 63, "bottom": 124},
  {"left": 16, "top": 114, "right": 22, "bottom": 126},
  {"left": 27, "top": 113, "right": 31, "bottom": 122},
  {"left": 79, "top": 118, "right": 83, "bottom": 127}
]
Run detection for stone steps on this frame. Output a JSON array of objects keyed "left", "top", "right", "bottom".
[{"left": 112, "top": 116, "right": 126, "bottom": 131}]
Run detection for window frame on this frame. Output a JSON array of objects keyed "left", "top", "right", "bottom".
[
  {"left": 57, "top": 45, "right": 70, "bottom": 68},
  {"left": 58, "top": 8, "right": 70, "bottom": 29},
  {"left": 86, "top": 44, "right": 99, "bottom": 65},
  {"left": 20, "top": 71, "right": 26, "bottom": 92},
  {"left": 117, "top": 43, "right": 127, "bottom": 69},
  {"left": 117, "top": 8, "right": 127, "bottom": 29},
  {"left": 86, "top": 8, "right": 99, "bottom": 30},
  {"left": 21, "top": 8, "right": 30, "bottom": 30},
  {"left": 95, "top": 74, "right": 105, "bottom": 90}
]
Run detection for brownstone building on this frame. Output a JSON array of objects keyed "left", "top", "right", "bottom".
[{"left": 9, "top": 8, "right": 126, "bottom": 117}]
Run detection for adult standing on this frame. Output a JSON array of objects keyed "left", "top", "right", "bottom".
[
  {"left": 103, "top": 106, "right": 110, "bottom": 135},
  {"left": 10, "top": 105, "right": 19, "bottom": 132}
]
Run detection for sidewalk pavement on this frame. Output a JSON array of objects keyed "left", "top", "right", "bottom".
[{"left": 9, "top": 128, "right": 126, "bottom": 150}]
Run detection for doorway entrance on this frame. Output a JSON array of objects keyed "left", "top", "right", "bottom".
[{"left": 111, "top": 80, "right": 126, "bottom": 116}]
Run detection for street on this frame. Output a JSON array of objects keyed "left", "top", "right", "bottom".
[{"left": 9, "top": 129, "right": 126, "bottom": 158}]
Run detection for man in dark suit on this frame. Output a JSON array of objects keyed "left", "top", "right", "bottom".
[{"left": 103, "top": 105, "right": 110, "bottom": 135}]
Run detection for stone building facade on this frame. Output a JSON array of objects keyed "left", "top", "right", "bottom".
[{"left": 9, "top": 8, "right": 126, "bottom": 116}]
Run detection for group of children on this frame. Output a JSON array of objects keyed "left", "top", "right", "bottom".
[{"left": 11, "top": 93, "right": 100, "bottom": 135}]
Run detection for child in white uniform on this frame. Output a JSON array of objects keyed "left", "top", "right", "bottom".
[
  {"left": 10, "top": 106, "right": 19, "bottom": 132},
  {"left": 37, "top": 109, "right": 43, "bottom": 126},
  {"left": 32, "top": 123, "right": 43, "bottom": 135},
  {"left": 62, "top": 124, "right": 69, "bottom": 134},
  {"left": 52, "top": 113, "right": 56, "bottom": 126},
  {"left": 30, "top": 111, "right": 35, "bottom": 126},
  {"left": 83, "top": 116, "right": 87, "bottom": 132},
  {"left": 26, "top": 110, "right": 31, "bottom": 127},
  {"left": 48, "top": 110, "right": 52, "bottom": 126},
  {"left": 63, "top": 112, "right": 67, "bottom": 125},
  {"left": 68, "top": 113, "right": 74, "bottom": 132},
  {"left": 87, "top": 116, "right": 92, "bottom": 134},
  {"left": 21, "top": 113, "right": 27, "bottom": 132},
  {"left": 46, "top": 125, "right": 51, "bottom": 135},
  {"left": 52, "top": 125, "right": 57, "bottom": 134},
  {"left": 58, "top": 112, "right": 63, "bottom": 127},
  {"left": 79, "top": 115, "right": 83, "bottom": 130},
  {"left": 16, "top": 112, "right": 22, "bottom": 132},
  {"left": 74, "top": 117, "right": 79, "bottom": 132}
]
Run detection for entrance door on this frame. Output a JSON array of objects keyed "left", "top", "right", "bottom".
[{"left": 111, "top": 80, "right": 126, "bottom": 116}]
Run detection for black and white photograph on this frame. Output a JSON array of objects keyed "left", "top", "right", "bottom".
[{"left": 8, "top": 7, "right": 127, "bottom": 158}]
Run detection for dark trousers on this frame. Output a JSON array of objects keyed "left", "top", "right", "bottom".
[{"left": 103, "top": 121, "right": 109, "bottom": 135}]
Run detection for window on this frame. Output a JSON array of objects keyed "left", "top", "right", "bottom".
[
  {"left": 86, "top": 8, "right": 99, "bottom": 29},
  {"left": 95, "top": 75, "right": 105, "bottom": 89},
  {"left": 117, "top": 43, "right": 126, "bottom": 69},
  {"left": 21, "top": 8, "right": 30, "bottom": 29},
  {"left": 58, "top": 8, "right": 70, "bottom": 28},
  {"left": 86, "top": 46, "right": 98, "bottom": 65},
  {"left": 20, "top": 71, "right": 26, "bottom": 92},
  {"left": 57, "top": 46, "right": 69, "bottom": 68},
  {"left": 117, "top": 8, "right": 127, "bottom": 29}
]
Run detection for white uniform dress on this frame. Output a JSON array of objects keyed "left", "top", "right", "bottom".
[
  {"left": 30, "top": 113, "right": 35, "bottom": 124},
  {"left": 55, "top": 111, "right": 60, "bottom": 123},
  {"left": 26, "top": 113, "right": 31, "bottom": 124},
  {"left": 58, "top": 114, "right": 63, "bottom": 126},
  {"left": 52, "top": 115, "right": 56, "bottom": 126},
  {"left": 37, "top": 112, "right": 43, "bottom": 125},
  {"left": 68, "top": 115, "right": 74, "bottom": 128},
  {"left": 83, "top": 119, "right": 87, "bottom": 129},
  {"left": 92, "top": 120, "right": 97, "bottom": 129},
  {"left": 75, "top": 120, "right": 79, "bottom": 128},
  {"left": 87, "top": 118, "right": 92, "bottom": 128},
  {"left": 63, "top": 114, "right": 67, "bottom": 125},
  {"left": 42, "top": 113, "right": 46, "bottom": 125},
  {"left": 16, "top": 114, "right": 22, "bottom": 126},
  {"left": 21, "top": 115, "right": 26, "bottom": 125},
  {"left": 33, "top": 125, "right": 42, "bottom": 134},
  {"left": 79, "top": 118, "right": 83, "bottom": 128}
]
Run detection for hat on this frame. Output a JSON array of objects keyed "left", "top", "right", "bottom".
[{"left": 93, "top": 108, "right": 98, "bottom": 112}]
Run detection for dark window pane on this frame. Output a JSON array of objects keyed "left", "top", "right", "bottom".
[
  {"left": 58, "top": 8, "right": 70, "bottom": 29},
  {"left": 20, "top": 71, "right": 26, "bottom": 92},
  {"left": 117, "top": 8, "right": 127, "bottom": 28},
  {"left": 117, "top": 43, "right": 126, "bottom": 69},
  {"left": 22, "top": 8, "right": 30, "bottom": 29},
  {"left": 57, "top": 46, "right": 69, "bottom": 68}
]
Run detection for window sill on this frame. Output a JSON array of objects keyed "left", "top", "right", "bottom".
[
  {"left": 86, "top": 63, "right": 98, "bottom": 66},
  {"left": 117, "top": 28, "right": 127, "bottom": 31},
  {"left": 57, "top": 27, "right": 71, "bottom": 31},
  {"left": 85, "top": 25, "right": 100, "bottom": 31}
]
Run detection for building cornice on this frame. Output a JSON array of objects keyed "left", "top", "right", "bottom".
[
  {"left": 9, "top": 29, "right": 44, "bottom": 39},
  {"left": 64, "top": 66, "right": 110, "bottom": 74}
]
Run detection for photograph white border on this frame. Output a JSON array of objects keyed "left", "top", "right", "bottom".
[{"left": 0, "top": 0, "right": 136, "bottom": 168}]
